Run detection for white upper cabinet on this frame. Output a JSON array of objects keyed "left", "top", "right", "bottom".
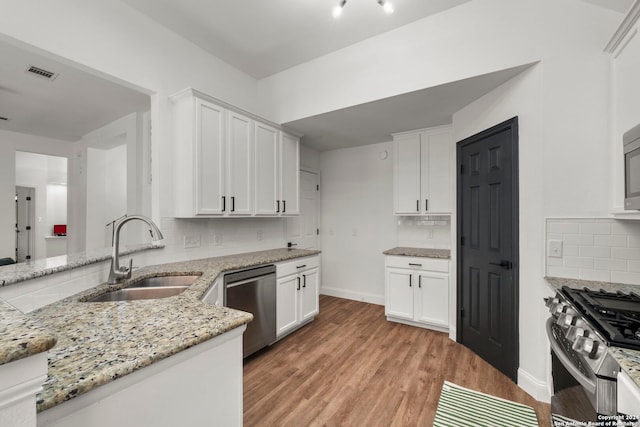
[
  {"left": 254, "top": 122, "right": 279, "bottom": 215},
  {"left": 226, "top": 111, "right": 253, "bottom": 215},
  {"left": 393, "top": 126, "right": 452, "bottom": 215},
  {"left": 280, "top": 132, "right": 300, "bottom": 215},
  {"left": 254, "top": 124, "right": 300, "bottom": 216},
  {"left": 172, "top": 88, "right": 300, "bottom": 218}
]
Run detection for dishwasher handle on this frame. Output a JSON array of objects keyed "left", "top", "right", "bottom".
[{"left": 226, "top": 275, "right": 273, "bottom": 288}]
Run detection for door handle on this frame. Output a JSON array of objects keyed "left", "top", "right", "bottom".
[
  {"left": 283, "top": 200, "right": 286, "bottom": 213},
  {"left": 409, "top": 275, "right": 412, "bottom": 287},
  {"left": 302, "top": 274, "right": 307, "bottom": 288},
  {"left": 222, "top": 196, "right": 226, "bottom": 212},
  {"left": 297, "top": 277, "right": 301, "bottom": 290},
  {"left": 489, "top": 260, "right": 513, "bottom": 270},
  {"left": 231, "top": 196, "right": 235, "bottom": 212},
  {"left": 276, "top": 200, "right": 280, "bottom": 213}
]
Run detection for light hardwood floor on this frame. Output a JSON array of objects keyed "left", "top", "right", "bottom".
[{"left": 244, "top": 295, "right": 551, "bottom": 427}]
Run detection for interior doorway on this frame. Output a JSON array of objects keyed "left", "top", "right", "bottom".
[
  {"left": 286, "top": 170, "right": 319, "bottom": 250},
  {"left": 456, "top": 117, "right": 519, "bottom": 381},
  {"left": 15, "top": 186, "right": 35, "bottom": 262}
]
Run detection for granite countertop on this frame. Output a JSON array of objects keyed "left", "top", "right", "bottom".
[
  {"left": 0, "top": 243, "right": 164, "bottom": 287},
  {"left": 0, "top": 300, "right": 57, "bottom": 365},
  {"left": 1, "top": 247, "right": 319, "bottom": 412},
  {"left": 383, "top": 247, "right": 451, "bottom": 259},
  {"left": 545, "top": 276, "right": 640, "bottom": 389}
]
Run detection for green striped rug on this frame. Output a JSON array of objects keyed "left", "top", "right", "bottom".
[{"left": 433, "top": 381, "right": 539, "bottom": 427}]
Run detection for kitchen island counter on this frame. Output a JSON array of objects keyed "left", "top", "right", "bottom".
[{"left": 2, "top": 248, "right": 319, "bottom": 413}]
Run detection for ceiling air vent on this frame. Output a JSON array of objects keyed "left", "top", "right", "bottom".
[{"left": 25, "top": 65, "right": 58, "bottom": 81}]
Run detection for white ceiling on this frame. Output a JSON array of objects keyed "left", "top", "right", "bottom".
[
  {"left": 122, "top": 0, "right": 471, "bottom": 79},
  {"left": 0, "top": 41, "right": 150, "bottom": 142},
  {"left": 0, "top": 0, "right": 632, "bottom": 148},
  {"left": 285, "top": 64, "right": 536, "bottom": 151}
]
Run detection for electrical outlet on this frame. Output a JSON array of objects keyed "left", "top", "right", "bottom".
[
  {"left": 548, "top": 240, "right": 563, "bottom": 258},
  {"left": 257, "top": 230, "right": 263, "bottom": 241},
  {"left": 183, "top": 235, "right": 201, "bottom": 249}
]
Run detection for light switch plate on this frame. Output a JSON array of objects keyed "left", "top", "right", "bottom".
[{"left": 548, "top": 240, "right": 563, "bottom": 258}]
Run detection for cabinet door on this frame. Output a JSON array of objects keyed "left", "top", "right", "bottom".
[
  {"left": 276, "top": 275, "right": 299, "bottom": 337},
  {"left": 280, "top": 133, "right": 300, "bottom": 215},
  {"left": 423, "top": 131, "right": 452, "bottom": 213},
  {"left": 300, "top": 268, "right": 319, "bottom": 322},
  {"left": 254, "top": 123, "right": 279, "bottom": 215},
  {"left": 394, "top": 133, "right": 421, "bottom": 214},
  {"left": 415, "top": 272, "right": 449, "bottom": 327},
  {"left": 226, "top": 111, "right": 253, "bottom": 215},
  {"left": 385, "top": 268, "right": 414, "bottom": 320},
  {"left": 195, "top": 98, "right": 225, "bottom": 215}
]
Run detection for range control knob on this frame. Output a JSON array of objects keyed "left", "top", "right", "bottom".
[
  {"left": 587, "top": 340, "right": 600, "bottom": 360},
  {"left": 544, "top": 297, "right": 559, "bottom": 308}
]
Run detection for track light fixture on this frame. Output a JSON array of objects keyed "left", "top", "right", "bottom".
[{"left": 332, "top": 0, "right": 395, "bottom": 18}]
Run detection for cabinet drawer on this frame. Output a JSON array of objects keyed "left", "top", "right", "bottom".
[
  {"left": 385, "top": 255, "right": 448, "bottom": 272},
  {"left": 277, "top": 255, "right": 320, "bottom": 278}
]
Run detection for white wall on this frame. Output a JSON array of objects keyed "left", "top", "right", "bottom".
[{"left": 451, "top": 0, "right": 616, "bottom": 397}]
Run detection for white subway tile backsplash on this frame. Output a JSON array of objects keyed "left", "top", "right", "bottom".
[
  {"left": 594, "top": 235, "right": 628, "bottom": 247},
  {"left": 578, "top": 246, "right": 610, "bottom": 258},
  {"left": 563, "top": 245, "right": 579, "bottom": 257},
  {"left": 578, "top": 269, "right": 610, "bottom": 282},
  {"left": 548, "top": 222, "right": 580, "bottom": 234},
  {"left": 611, "top": 271, "right": 640, "bottom": 285},
  {"left": 564, "top": 257, "right": 594, "bottom": 269},
  {"left": 594, "top": 258, "right": 627, "bottom": 271},
  {"left": 564, "top": 234, "right": 594, "bottom": 246},
  {"left": 612, "top": 247, "right": 640, "bottom": 260},
  {"left": 579, "top": 222, "right": 611, "bottom": 235},
  {"left": 547, "top": 218, "right": 640, "bottom": 286},
  {"left": 628, "top": 235, "right": 640, "bottom": 248},
  {"left": 627, "top": 260, "right": 640, "bottom": 273},
  {"left": 548, "top": 265, "right": 579, "bottom": 278}
]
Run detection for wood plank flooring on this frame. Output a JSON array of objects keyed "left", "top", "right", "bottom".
[{"left": 244, "top": 295, "right": 551, "bottom": 426}]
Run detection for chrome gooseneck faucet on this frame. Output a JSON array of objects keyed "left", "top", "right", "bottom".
[{"left": 107, "top": 214, "right": 164, "bottom": 284}]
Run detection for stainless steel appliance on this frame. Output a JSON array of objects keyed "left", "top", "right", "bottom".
[
  {"left": 224, "top": 264, "right": 277, "bottom": 358},
  {"left": 545, "top": 286, "right": 640, "bottom": 424},
  {"left": 624, "top": 123, "right": 640, "bottom": 210}
]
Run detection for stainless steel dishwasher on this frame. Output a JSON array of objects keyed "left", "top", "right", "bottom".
[{"left": 224, "top": 264, "right": 276, "bottom": 358}]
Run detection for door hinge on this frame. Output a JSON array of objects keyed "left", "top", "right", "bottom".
[
  {"left": 460, "top": 164, "right": 464, "bottom": 174},
  {"left": 460, "top": 307, "right": 464, "bottom": 318},
  {"left": 460, "top": 236, "right": 465, "bottom": 246},
  {"left": 317, "top": 228, "right": 319, "bottom": 235},
  {"left": 316, "top": 184, "right": 319, "bottom": 191}
]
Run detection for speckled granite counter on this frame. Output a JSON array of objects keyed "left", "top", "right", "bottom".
[
  {"left": 0, "top": 243, "right": 164, "bottom": 287},
  {"left": 383, "top": 247, "right": 451, "bottom": 259},
  {"left": 0, "top": 299, "right": 56, "bottom": 365},
  {"left": 545, "top": 276, "right": 640, "bottom": 389},
  {"left": 1, "top": 247, "right": 319, "bottom": 412}
]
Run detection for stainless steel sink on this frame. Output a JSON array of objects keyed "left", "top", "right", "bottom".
[
  {"left": 88, "top": 286, "right": 189, "bottom": 302},
  {"left": 86, "top": 275, "right": 201, "bottom": 302},
  {"left": 127, "top": 275, "right": 201, "bottom": 288}
]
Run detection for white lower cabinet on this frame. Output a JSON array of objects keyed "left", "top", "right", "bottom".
[
  {"left": 276, "top": 256, "right": 320, "bottom": 338},
  {"left": 385, "top": 255, "right": 449, "bottom": 332}
]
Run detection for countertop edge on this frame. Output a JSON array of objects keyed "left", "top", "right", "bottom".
[
  {"left": 0, "top": 244, "right": 165, "bottom": 287},
  {"left": 383, "top": 246, "right": 451, "bottom": 259}
]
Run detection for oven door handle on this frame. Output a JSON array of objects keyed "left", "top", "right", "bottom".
[{"left": 546, "top": 318, "right": 596, "bottom": 395}]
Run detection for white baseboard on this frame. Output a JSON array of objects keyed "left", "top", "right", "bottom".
[
  {"left": 320, "top": 286, "right": 384, "bottom": 306},
  {"left": 518, "top": 368, "right": 550, "bottom": 403}
]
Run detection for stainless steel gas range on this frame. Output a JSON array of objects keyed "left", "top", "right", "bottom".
[{"left": 545, "top": 286, "right": 640, "bottom": 424}]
